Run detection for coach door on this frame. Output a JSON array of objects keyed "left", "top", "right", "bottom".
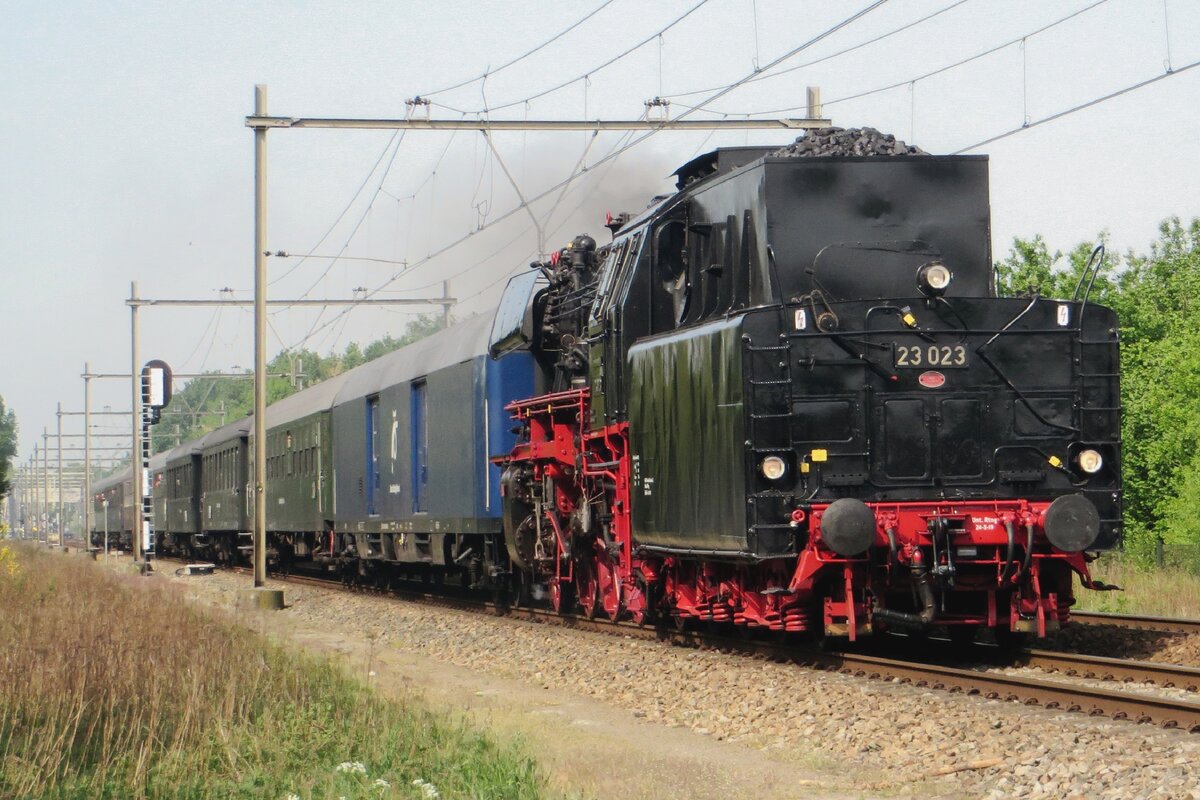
[
  {"left": 366, "top": 396, "right": 381, "bottom": 516},
  {"left": 411, "top": 380, "right": 429, "bottom": 513}
]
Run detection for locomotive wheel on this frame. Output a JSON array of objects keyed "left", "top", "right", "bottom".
[
  {"left": 549, "top": 578, "right": 575, "bottom": 614},
  {"left": 626, "top": 573, "right": 656, "bottom": 626},
  {"left": 510, "top": 568, "right": 533, "bottom": 610},
  {"left": 594, "top": 556, "right": 621, "bottom": 622},
  {"left": 576, "top": 560, "right": 600, "bottom": 619},
  {"left": 672, "top": 612, "right": 694, "bottom": 632}
]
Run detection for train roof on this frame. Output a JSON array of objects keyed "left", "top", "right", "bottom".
[
  {"left": 264, "top": 369, "right": 354, "bottom": 428},
  {"left": 91, "top": 446, "right": 171, "bottom": 493},
  {"left": 102, "top": 314, "right": 495, "bottom": 465},
  {"left": 164, "top": 431, "right": 215, "bottom": 466},
  {"left": 198, "top": 416, "right": 252, "bottom": 452},
  {"left": 92, "top": 471, "right": 127, "bottom": 493},
  {"left": 333, "top": 312, "right": 492, "bottom": 406}
]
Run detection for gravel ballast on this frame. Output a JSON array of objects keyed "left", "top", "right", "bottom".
[{"left": 156, "top": 564, "right": 1200, "bottom": 799}]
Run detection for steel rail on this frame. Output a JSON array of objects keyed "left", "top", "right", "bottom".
[
  {"left": 1020, "top": 649, "right": 1200, "bottom": 691},
  {"left": 806, "top": 650, "right": 1200, "bottom": 732},
  {"left": 1071, "top": 610, "right": 1200, "bottom": 635}
]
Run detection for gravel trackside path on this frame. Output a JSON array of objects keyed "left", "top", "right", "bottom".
[{"left": 137, "top": 559, "right": 1200, "bottom": 800}]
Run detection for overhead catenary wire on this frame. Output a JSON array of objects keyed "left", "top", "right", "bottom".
[
  {"left": 276, "top": 121, "right": 463, "bottom": 299},
  {"left": 290, "top": 128, "right": 416, "bottom": 347},
  {"left": 175, "top": 305, "right": 222, "bottom": 371},
  {"left": 269, "top": 131, "right": 401, "bottom": 287},
  {"left": 302, "top": 124, "right": 638, "bottom": 308},
  {"left": 197, "top": 306, "right": 224, "bottom": 371},
  {"left": 288, "top": 0, "right": 891, "bottom": 351},
  {"left": 470, "top": 0, "right": 713, "bottom": 115},
  {"left": 271, "top": 0, "right": 828, "bottom": 317},
  {"left": 1162, "top": 0, "right": 1174, "bottom": 72},
  {"left": 391, "top": 126, "right": 638, "bottom": 302},
  {"left": 954, "top": 57, "right": 1200, "bottom": 154},
  {"left": 459, "top": 139, "right": 642, "bottom": 307},
  {"left": 662, "top": 0, "right": 971, "bottom": 101},
  {"left": 728, "top": 0, "right": 1109, "bottom": 118},
  {"left": 419, "top": 0, "right": 618, "bottom": 98},
  {"left": 297, "top": 129, "right": 409, "bottom": 301}
]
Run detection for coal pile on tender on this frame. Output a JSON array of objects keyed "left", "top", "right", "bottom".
[{"left": 774, "top": 127, "right": 927, "bottom": 157}]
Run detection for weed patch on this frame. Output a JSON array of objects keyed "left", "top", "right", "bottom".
[{"left": 0, "top": 546, "right": 545, "bottom": 799}]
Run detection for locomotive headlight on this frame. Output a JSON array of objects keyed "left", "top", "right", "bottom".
[
  {"left": 760, "top": 456, "right": 787, "bottom": 481},
  {"left": 917, "top": 262, "right": 953, "bottom": 296},
  {"left": 1076, "top": 448, "right": 1104, "bottom": 474}
]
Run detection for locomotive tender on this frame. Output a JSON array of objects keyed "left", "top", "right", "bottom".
[{"left": 93, "top": 131, "right": 1121, "bottom": 641}]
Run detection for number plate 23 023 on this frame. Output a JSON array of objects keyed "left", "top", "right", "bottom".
[{"left": 893, "top": 343, "right": 969, "bottom": 368}]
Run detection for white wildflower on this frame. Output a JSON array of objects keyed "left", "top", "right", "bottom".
[
  {"left": 411, "top": 779, "right": 440, "bottom": 799},
  {"left": 335, "top": 760, "right": 368, "bottom": 775},
  {"left": 284, "top": 794, "right": 300, "bottom": 800},
  {"left": 373, "top": 778, "right": 390, "bottom": 788}
]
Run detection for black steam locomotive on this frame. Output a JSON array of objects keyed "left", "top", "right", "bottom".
[
  {"left": 95, "top": 129, "right": 1121, "bottom": 642},
  {"left": 495, "top": 130, "right": 1120, "bottom": 641}
]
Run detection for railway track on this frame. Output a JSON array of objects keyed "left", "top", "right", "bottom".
[
  {"left": 1071, "top": 610, "right": 1200, "bottom": 635},
  {"left": 1019, "top": 649, "right": 1200, "bottom": 692},
  {"left": 149, "top": 557, "right": 1200, "bottom": 734}
]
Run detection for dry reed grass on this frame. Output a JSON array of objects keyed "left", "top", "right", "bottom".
[
  {"left": 0, "top": 544, "right": 544, "bottom": 799},
  {"left": 1075, "top": 554, "right": 1200, "bottom": 619}
]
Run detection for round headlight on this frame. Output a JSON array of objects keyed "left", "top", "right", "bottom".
[
  {"left": 917, "top": 262, "right": 952, "bottom": 296},
  {"left": 1076, "top": 448, "right": 1104, "bottom": 474},
  {"left": 760, "top": 456, "right": 787, "bottom": 481}
]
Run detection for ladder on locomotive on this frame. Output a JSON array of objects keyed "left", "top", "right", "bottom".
[
  {"left": 744, "top": 336, "right": 798, "bottom": 549},
  {"left": 1074, "top": 328, "right": 1122, "bottom": 533}
]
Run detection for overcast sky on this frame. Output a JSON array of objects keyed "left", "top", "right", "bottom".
[{"left": 3, "top": 0, "right": 1198, "bottom": 462}]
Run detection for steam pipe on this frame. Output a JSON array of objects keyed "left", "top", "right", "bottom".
[
  {"left": 1017, "top": 522, "right": 1034, "bottom": 580},
  {"left": 1000, "top": 519, "right": 1017, "bottom": 584},
  {"left": 872, "top": 551, "right": 936, "bottom": 630}
]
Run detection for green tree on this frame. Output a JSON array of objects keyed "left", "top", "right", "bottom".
[
  {"left": 1108, "top": 218, "right": 1200, "bottom": 554},
  {"left": 994, "top": 233, "right": 1118, "bottom": 302},
  {"left": 997, "top": 218, "right": 1200, "bottom": 562},
  {"left": 0, "top": 397, "right": 16, "bottom": 497}
]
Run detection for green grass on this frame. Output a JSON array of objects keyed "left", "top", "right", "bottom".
[
  {"left": 1075, "top": 553, "right": 1200, "bottom": 618},
  {"left": 0, "top": 544, "right": 546, "bottom": 799}
]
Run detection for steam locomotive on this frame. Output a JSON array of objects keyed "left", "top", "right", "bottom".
[{"left": 93, "top": 131, "right": 1121, "bottom": 642}]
